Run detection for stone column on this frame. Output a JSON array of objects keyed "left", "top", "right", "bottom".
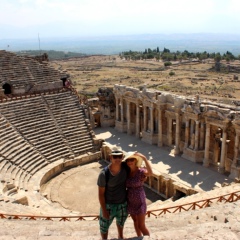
[
  {"left": 194, "top": 120, "right": 199, "bottom": 150},
  {"left": 165, "top": 179, "right": 170, "bottom": 198},
  {"left": 127, "top": 101, "right": 131, "bottom": 134},
  {"left": 203, "top": 123, "right": 210, "bottom": 167},
  {"left": 116, "top": 98, "right": 119, "bottom": 121},
  {"left": 120, "top": 98, "right": 124, "bottom": 123},
  {"left": 175, "top": 113, "right": 180, "bottom": 154},
  {"left": 230, "top": 132, "right": 240, "bottom": 179},
  {"left": 219, "top": 128, "right": 227, "bottom": 173},
  {"left": 150, "top": 107, "right": 154, "bottom": 133},
  {"left": 157, "top": 177, "right": 160, "bottom": 193},
  {"left": 136, "top": 104, "right": 140, "bottom": 138},
  {"left": 168, "top": 118, "right": 172, "bottom": 146},
  {"left": 200, "top": 121, "right": 205, "bottom": 150},
  {"left": 190, "top": 119, "right": 195, "bottom": 149},
  {"left": 158, "top": 109, "right": 163, "bottom": 147},
  {"left": 149, "top": 176, "right": 152, "bottom": 188},
  {"left": 143, "top": 106, "right": 147, "bottom": 132},
  {"left": 184, "top": 119, "right": 189, "bottom": 148},
  {"left": 233, "top": 133, "right": 239, "bottom": 166}
]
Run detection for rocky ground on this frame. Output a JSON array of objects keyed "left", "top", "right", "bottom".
[{"left": 50, "top": 56, "right": 240, "bottom": 105}]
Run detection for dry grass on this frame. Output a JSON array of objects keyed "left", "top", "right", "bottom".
[{"left": 50, "top": 55, "right": 240, "bottom": 103}]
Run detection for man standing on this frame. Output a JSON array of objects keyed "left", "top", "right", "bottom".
[{"left": 97, "top": 148, "right": 128, "bottom": 240}]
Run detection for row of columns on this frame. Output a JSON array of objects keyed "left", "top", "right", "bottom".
[
  {"left": 203, "top": 123, "right": 229, "bottom": 172},
  {"left": 116, "top": 98, "right": 157, "bottom": 136},
  {"left": 116, "top": 97, "right": 182, "bottom": 152},
  {"left": 115, "top": 96, "right": 238, "bottom": 174},
  {"left": 116, "top": 97, "right": 205, "bottom": 153},
  {"left": 184, "top": 119, "right": 205, "bottom": 151}
]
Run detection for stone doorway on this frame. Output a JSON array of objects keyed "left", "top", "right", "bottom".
[
  {"left": 2, "top": 83, "right": 11, "bottom": 94},
  {"left": 172, "top": 119, "right": 176, "bottom": 145},
  {"left": 61, "top": 77, "right": 67, "bottom": 86},
  {"left": 173, "top": 189, "right": 187, "bottom": 201},
  {"left": 214, "top": 127, "right": 222, "bottom": 166},
  {"left": 94, "top": 113, "right": 101, "bottom": 127}
]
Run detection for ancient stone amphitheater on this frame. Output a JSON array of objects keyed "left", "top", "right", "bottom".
[{"left": 0, "top": 50, "right": 239, "bottom": 240}]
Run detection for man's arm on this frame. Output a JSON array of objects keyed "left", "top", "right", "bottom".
[{"left": 98, "top": 186, "right": 109, "bottom": 219}]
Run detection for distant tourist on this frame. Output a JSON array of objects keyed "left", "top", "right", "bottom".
[
  {"left": 123, "top": 151, "right": 153, "bottom": 237},
  {"left": 97, "top": 147, "right": 129, "bottom": 240},
  {"left": 65, "top": 79, "right": 70, "bottom": 88}
]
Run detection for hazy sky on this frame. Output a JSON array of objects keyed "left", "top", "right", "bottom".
[{"left": 1, "top": 0, "right": 240, "bottom": 39}]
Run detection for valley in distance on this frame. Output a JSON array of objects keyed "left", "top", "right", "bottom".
[{"left": 48, "top": 51, "right": 240, "bottom": 106}]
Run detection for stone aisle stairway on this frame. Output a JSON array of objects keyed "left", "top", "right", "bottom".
[
  {"left": 44, "top": 91, "right": 95, "bottom": 156},
  {"left": 0, "top": 96, "right": 72, "bottom": 163}
]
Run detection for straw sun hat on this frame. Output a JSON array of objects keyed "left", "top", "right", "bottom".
[{"left": 123, "top": 151, "right": 143, "bottom": 167}]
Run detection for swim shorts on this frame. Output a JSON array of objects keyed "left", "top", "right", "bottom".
[{"left": 99, "top": 202, "right": 128, "bottom": 234}]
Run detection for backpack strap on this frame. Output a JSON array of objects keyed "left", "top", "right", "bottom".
[{"left": 104, "top": 166, "right": 110, "bottom": 186}]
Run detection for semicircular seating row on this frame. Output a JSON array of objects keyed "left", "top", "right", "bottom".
[{"left": 0, "top": 91, "right": 95, "bottom": 199}]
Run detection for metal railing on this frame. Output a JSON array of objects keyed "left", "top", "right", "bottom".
[
  {"left": 0, "top": 190, "right": 239, "bottom": 222},
  {"left": 146, "top": 190, "right": 240, "bottom": 217}
]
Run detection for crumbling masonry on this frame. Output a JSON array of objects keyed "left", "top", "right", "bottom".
[{"left": 96, "top": 85, "right": 240, "bottom": 180}]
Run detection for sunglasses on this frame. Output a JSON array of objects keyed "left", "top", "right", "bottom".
[
  {"left": 112, "top": 155, "right": 123, "bottom": 159},
  {"left": 126, "top": 158, "right": 136, "bottom": 163}
]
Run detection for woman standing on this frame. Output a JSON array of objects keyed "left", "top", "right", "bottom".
[{"left": 123, "top": 151, "right": 153, "bottom": 237}]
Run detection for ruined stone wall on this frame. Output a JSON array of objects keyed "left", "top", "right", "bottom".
[
  {"left": 96, "top": 84, "right": 240, "bottom": 180},
  {"left": 96, "top": 87, "right": 115, "bottom": 127}
]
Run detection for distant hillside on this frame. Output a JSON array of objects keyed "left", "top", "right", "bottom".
[
  {"left": 16, "top": 50, "right": 86, "bottom": 60},
  {"left": 1, "top": 33, "right": 240, "bottom": 55}
]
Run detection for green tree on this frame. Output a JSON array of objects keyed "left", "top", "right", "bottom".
[
  {"left": 214, "top": 53, "right": 222, "bottom": 72},
  {"left": 148, "top": 48, "right": 152, "bottom": 53},
  {"left": 163, "top": 47, "right": 170, "bottom": 53}
]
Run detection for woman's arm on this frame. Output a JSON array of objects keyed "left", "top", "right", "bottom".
[{"left": 135, "top": 152, "right": 153, "bottom": 176}]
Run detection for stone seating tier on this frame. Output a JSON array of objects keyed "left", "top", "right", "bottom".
[
  {"left": 0, "top": 91, "right": 95, "bottom": 194},
  {"left": 0, "top": 157, "right": 46, "bottom": 191},
  {"left": 10, "top": 166, "right": 25, "bottom": 184},
  {"left": 0, "top": 162, "right": 13, "bottom": 181},
  {"left": 0, "top": 118, "right": 50, "bottom": 177},
  {"left": 13, "top": 147, "right": 38, "bottom": 165},
  {"left": 0, "top": 50, "right": 61, "bottom": 87},
  {"left": 0, "top": 142, "right": 28, "bottom": 158}
]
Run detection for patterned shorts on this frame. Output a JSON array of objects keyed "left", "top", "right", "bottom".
[{"left": 99, "top": 202, "right": 128, "bottom": 234}]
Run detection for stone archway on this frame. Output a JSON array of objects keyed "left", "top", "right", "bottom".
[
  {"left": 2, "top": 83, "right": 11, "bottom": 94},
  {"left": 61, "top": 77, "right": 67, "bottom": 87}
]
